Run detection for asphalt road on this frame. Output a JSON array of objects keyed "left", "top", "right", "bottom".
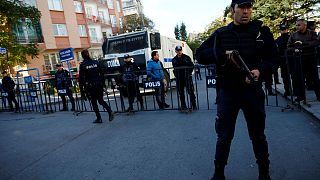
[{"left": 1, "top": 82, "right": 320, "bottom": 180}]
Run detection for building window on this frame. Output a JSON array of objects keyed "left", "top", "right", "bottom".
[
  {"left": 116, "top": 1, "right": 121, "bottom": 13},
  {"left": 98, "top": 0, "right": 106, "bottom": 4},
  {"left": 85, "top": 7, "right": 93, "bottom": 18},
  {"left": 89, "top": 28, "right": 98, "bottom": 43},
  {"left": 74, "top": 1, "right": 82, "bottom": 13},
  {"left": 43, "top": 53, "right": 61, "bottom": 72},
  {"left": 78, "top": 25, "right": 87, "bottom": 37},
  {"left": 13, "top": 19, "right": 44, "bottom": 43},
  {"left": 98, "top": 11, "right": 105, "bottom": 22},
  {"left": 119, "top": 17, "right": 123, "bottom": 28},
  {"left": 48, "top": 0, "right": 63, "bottom": 11},
  {"left": 52, "top": 24, "right": 68, "bottom": 36},
  {"left": 107, "top": 0, "right": 113, "bottom": 9},
  {"left": 20, "top": 0, "right": 37, "bottom": 7},
  {"left": 110, "top": 15, "right": 117, "bottom": 27}
]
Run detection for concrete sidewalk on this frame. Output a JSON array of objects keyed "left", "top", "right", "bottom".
[{"left": 273, "top": 80, "right": 320, "bottom": 120}]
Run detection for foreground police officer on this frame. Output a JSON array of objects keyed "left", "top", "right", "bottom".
[
  {"left": 55, "top": 63, "right": 75, "bottom": 111},
  {"left": 79, "top": 49, "right": 114, "bottom": 123},
  {"left": 196, "top": 0, "right": 277, "bottom": 179},
  {"left": 172, "top": 45, "right": 197, "bottom": 111}
]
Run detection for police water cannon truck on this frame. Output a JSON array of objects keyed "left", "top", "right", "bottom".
[{"left": 100, "top": 29, "right": 193, "bottom": 91}]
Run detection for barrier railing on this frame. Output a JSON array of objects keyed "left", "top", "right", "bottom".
[{"left": 2, "top": 48, "right": 319, "bottom": 114}]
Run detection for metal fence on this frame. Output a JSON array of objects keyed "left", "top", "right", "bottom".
[{"left": 1, "top": 64, "right": 287, "bottom": 114}]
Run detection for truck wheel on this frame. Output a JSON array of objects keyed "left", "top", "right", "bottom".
[{"left": 163, "top": 71, "right": 170, "bottom": 92}]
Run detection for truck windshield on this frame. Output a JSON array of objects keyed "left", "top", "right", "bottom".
[{"left": 106, "top": 31, "right": 149, "bottom": 54}]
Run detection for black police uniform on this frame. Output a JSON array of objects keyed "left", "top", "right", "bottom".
[
  {"left": 196, "top": 20, "right": 277, "bottom": 170},
  {"left": 172, "top": 53, "right": 197, "bottom": 110},
  {"left": 2, "top": 76, "right": 19, "bottom": 111},
  {"left": 79, "top": 58, "right": 113, "bottom": 122},
  {"left": 121, "top": 60, "right": 143, "bottom": 111},
  {"left": 55, "top": 69, "right": 75, "bottom": 111},
  {"left": 275, "top": 32, "right": 291, "bottom": 96}
]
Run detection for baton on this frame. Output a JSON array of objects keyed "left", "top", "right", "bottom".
[{"left": 231, "top": 50, "right": 258, "bottom": 83}]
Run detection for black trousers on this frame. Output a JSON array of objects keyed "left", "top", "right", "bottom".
[
  {"left": 302, "top": 56, "right": 320, "bottom": 99},
  {"left": 154, "top": 81, "right": 166, "bottom": 108},
  {"left": 88, "top": 85, "right": 112, "bottom": 118},
  {"left": 59, "top": 88, "right": 75, "bottom": 110},
  {"left": 288, "top": 54, "right": 306, "bottom": 100},
  {"left": 125, "top": 81, "right": 143, "bottom": 109},
  {"left": 6, "top": 91, "right": 19, "bottom": 111},
  {"left": 176, "top": 79, "right": 196, "bottom": 108},
  {"left": 280, "top": 57, "right": 290, "bottom": 94},
  {"left": 215, "top": 88, "right": 269, "bottom": 165}
]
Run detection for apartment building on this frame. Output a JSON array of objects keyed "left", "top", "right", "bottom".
[
  {"left": 84, "top": 0, "right": 124, "bottom": 60},
  {"left": 14, "top": 0, "right": 123, "bottom": 76},
  {"left": 122, "top": 0, "right": 143, "bottom": 16}
]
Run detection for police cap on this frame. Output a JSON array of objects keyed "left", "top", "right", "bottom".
[
  {"left": 232, "top": 0, "right": 254, "bottom": 5},
  {"left": 124, "top": 54, "right": 131, "bottom": 59},
  {"left": 56, "top": 63, "right": 63, "bottom": 67},
  {"left": 175, "top": 45, "right": 182, "bottom": 51},
  {"left": 279, "top": 24, "right": 288, "bottom": 30}
]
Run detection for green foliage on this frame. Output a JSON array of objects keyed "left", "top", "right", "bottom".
[
  {"left": 174, "top": 22, "right": 188, "bottom": 41},
  {"left": 186, "top": 38, "right": 202, "bottom": 58},
  {"left": 174, "top": 24, "right": 180, "bottom": 40},
  {"left": 0, "top": 0, "right": 41, "bottom": 72},
  {"left": 180, "top": 22, "right": 187, "bottom": 41},
  {"left": 253, "top": 0, "right": 320, "bottom": 35},
  {"left": 121, "top": 14, "right": 155, "bottom": 32},
  {"left": 187, "top": 0, "right": 319, "bottom": 56}
]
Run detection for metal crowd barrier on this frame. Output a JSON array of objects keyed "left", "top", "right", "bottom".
[{"left": 5, "top": 51, "right": 320, "bottom": 114}]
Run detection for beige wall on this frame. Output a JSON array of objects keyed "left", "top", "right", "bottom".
[
  {"left": 37, "top": 0, "right": 56, "bottom": 50},
  {"left": 62, "top": 0, "right": 82, "bottom": 49}
]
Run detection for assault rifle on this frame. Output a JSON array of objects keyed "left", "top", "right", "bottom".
[{"left": 226, "top": 50, "right": 258, "bottom": 83}]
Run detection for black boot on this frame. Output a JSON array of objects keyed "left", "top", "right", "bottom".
[
  {"left": 257, "top": 160, "right": 271, "bottom": 180},
  {"left": 210, "top": 160, "right": 225, "bottom": 180},
  {"left": 93, "top": 112, "right": 102, "bottom": 123},
  {"left": 108, "top": 111, "right": 115, "bottom": 122}
]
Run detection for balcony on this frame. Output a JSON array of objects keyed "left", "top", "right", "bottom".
[
  {"left": 15, "top": 35, "right": 44, "bottom": 44},
  {"left": 90, "top": 37, "right": 103, "bottom": 44}
]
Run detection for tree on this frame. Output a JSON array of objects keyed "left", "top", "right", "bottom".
[
  {"left": 174, "top": 24, "right": 180, "bottom": 40},
  {"left": 180, "top": 22, "right": 187, "bottom": 41},
  {"left": 121, "top": 14, "right": 155, "bottom": 33},
  {"left": 0, "top": 0, "right": 41, "bottom": 73},
  {"left": 253, "top": 0, "right": 320, "bottom": 35}
]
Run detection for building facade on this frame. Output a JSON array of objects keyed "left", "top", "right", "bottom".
[
  {"left": 14, "top": 0, "right": 123, "bottom": 77},
  {"left": 122, "top": 0, "right": 143, "bottom": 16},
  {"left": 84, "top": 0, "right": 124, "bottom": 60}
]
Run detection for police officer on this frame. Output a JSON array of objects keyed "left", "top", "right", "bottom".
[
  {"left": 55, "top": 63, "right": 75, "bottom": 111},
  {"left": 79, "top": 49, "right": 115, "bottom": 123},
  {"left": 275, "top": 24, "right": 291, "bottom": 97},
  {"left": 121, "top": 54, "right": 144, "bottom": 112},
  {"left": 196, "top": 0, "right": 277, "bottom": 179},
  {"left": 1, "top": 71, "right": 19, "bottom": 112},
  {"left": 172, "top": 45, "right": 197, "bottom": 110}
]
